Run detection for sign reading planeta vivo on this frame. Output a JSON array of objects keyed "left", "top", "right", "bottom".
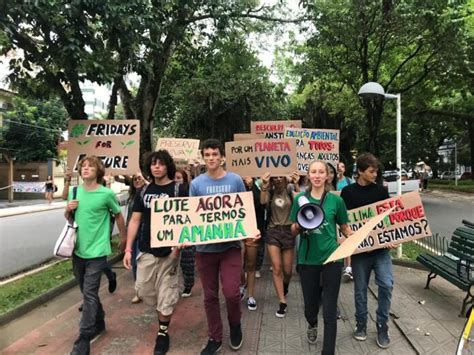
[
  {"left": 67, "top": 120, "right": 140, "bottom": 175},
  {"left": 224, "top": 139, "right": 298, "bottom": 177}
]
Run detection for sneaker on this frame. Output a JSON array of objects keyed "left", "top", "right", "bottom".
[
  {"left": 276, "top": 302, "right": 287, "bottom": 318},
  {"left": 247, "top": 297, "right": 257, "bottom": 311},
  {"left": 283, "top": 282, "right": 289, "bottom": 296},
  {"left": 342, "top": 267, "right": 353, "bottom": 282},
  {"left": 70, "top": 336, "right": 90, "bottom": 355},
  {"left": 108, "top": 272, "right": 117, "bottom": 293},
  {"left": 229, "top": 324, "right": 243, "bottom": 350},
  {"left": 182, "top": 287, "right": 192, "bottom": 298},
  {"left": 376, "top": 323, "right": 391, "bottom": 348},
  {"left": 131, "top": 295, "right": 142, "bottom": 304},
  {"left": 255, "top": 270, "right": 261, "bottom": 279},
  {"left": 306, "top": 324, "right": 318, "bottom": 344},
  {"left": 154, "top": 331, "right": 170, "bottom": 354},
  {"left": 353, "top": 322, "right": 367, "bottom": 341},
  {"left": 239, "top": 285, "right": 246, "bottom": 301},
  {"left": 201, "top": 339, "right": 222, "bottom": 355}
]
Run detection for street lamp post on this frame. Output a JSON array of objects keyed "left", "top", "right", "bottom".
[{"left": 358, "top": 82, "right": 402, "bottom": 258}]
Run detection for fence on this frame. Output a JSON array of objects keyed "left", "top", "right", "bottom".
[{"left": 415, "top": 233, "right": 450, "bottom": 256}]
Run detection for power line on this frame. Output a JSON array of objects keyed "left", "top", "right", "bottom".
[{"left": 1, "top": 118, "right": 64, "bottom": 133}]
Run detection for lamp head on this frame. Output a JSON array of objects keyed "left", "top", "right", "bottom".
[{"left": 358, "top": 82, "right": 386, "bottom": 99}]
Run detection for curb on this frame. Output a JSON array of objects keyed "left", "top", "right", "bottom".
[
  {"left": 392, "top": 258, "right": 428, "bottom": 271},
  {"left": 0, "top": 253, "right": 124, "bottom": 327}
]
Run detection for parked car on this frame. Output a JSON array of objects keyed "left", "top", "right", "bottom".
[
  {"left": 383, "top": 169, "right": 420, "bottom": 195},
  {"left": 440, "top": 171, "right": 462, "bottom": 180},
  {"left": 383, "top": 169, "right": 409, "bottom": 182}
]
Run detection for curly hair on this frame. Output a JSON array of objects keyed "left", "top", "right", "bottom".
[
  {"left": 78, "top": 155, "right": 105, "bottom": 184},
  {"left": 145, "top": 150, "right": 176, "bottom": 180},
  {"left": 201, "top": 138, "right": 225, "bottom": 157}
]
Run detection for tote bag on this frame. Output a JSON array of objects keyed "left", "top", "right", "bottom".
[{"left": 54, "top": 187, "right": 78, "bottom": 258}]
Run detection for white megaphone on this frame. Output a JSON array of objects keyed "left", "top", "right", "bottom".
[{"left": 296, "top": 195, "right": 325, "bottom": 230}]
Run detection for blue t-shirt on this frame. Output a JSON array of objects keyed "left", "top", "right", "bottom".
[
  {"left": 337, "top": 176, "right": 354, "bottom": 191},
  {"left": 189, "top": 172, "right": 246, "bottom": 253}
]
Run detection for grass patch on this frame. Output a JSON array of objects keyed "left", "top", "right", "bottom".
[
  {"left": 429, "top": 179, "right": 474, "bottom": 193},
  {"left": 391, "top": 241, "right": 427, "bottom": 261},
  {"left": 0, "top": 237, "right": 122, "bottom": 316}
]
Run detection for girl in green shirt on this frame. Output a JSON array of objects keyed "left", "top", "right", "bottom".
[{"left": 290, "top": 160, "right": 352, "bottom": 354}]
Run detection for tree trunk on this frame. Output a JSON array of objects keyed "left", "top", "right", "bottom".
[{"left": 362, "top": 98, "right": 384, "bottom": 155}]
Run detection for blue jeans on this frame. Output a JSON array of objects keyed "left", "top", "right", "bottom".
[{"left": 352, "top": 250, "right": 393, "bottom": 325}]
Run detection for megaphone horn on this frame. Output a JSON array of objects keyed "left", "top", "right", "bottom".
[{"left": 296, "top": 195, "right": 325, "bottom": 231}]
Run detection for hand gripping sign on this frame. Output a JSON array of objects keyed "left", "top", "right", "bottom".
[{"left": 150, "top": 191, "right": 260, "bottom": 248}]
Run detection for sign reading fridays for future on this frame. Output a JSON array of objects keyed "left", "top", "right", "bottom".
[
  {"left": 150, "top": 192, "right": 259, "bottom": 247},
  {"left": 67, "top": 120, "right": 140, "bottom": 175},
  {"left": 284, "top": 127, "right": 340, "bottom": 174},
  {"left": 225, "top": 139, "right": 298, "bottom": 177},
  {"left": 336, "top": 191, "right": 432, "bottom": 256},
  {"left": 250, "top": 120, "right": 302, "bottom": 139}
]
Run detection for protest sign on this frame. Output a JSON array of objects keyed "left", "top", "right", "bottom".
[
  {"left": 325, "top": 207, "right": 395, "bottom": 264},
  {"left": 284, "top": 127, "right": 340, "bottom": 174},
  {"left": 150, "top": 191, "right": 259, "bottom": 248},
  {"left": 233, "top": 133, "right": 260, "bottom": 141},
  {"left": 335, "top": 191, "right": 432, "bottom": 256},
  {"left": 225, "top": 139, "right": 298, "bottom": 177},
  {"left": 156, "top": 138, "right": 200, "bottom": 160},
  {"left": 67, "top": 120, "right": 140, "bottom": 175},
  {"left": 251, "top": 120, "right": 302, "bottom": 139}
]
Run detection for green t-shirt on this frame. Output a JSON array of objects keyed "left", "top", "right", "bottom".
[
  {"left": 68, "top": 185, "right": 121, "bottom": 259},
  {"left": 290, "top": 191, "right": 349, "bottom": 265}
]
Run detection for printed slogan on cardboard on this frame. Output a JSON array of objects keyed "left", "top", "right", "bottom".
[
  {"left": 337, "top": 191, "right": 432, "bottom": 255},
  {"left": 67, "top": 120, "right": 140, "bottom": 175},
  {"left": 150, "top": 192, "right": 259, "bottom": 247},
  {"left": 284, "top": 127, "right": 340, "bottom": 173},
  {"left": 250, "top": 120, "right": 302, "bottom": 139},
  {"left": 225, "top": 139, "right": 298, "bottom": 177},
  {"left": 156, "top": 138, "right": 200, "bottom": 160}
]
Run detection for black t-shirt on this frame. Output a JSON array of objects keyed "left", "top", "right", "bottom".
[
  {"left": 340, "top": 182, "right": 390, "bottom": 257},
  {"left": 133, "top": 181, "right": 187, "bottom": 257}
]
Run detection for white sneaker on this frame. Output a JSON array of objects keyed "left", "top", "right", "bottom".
[
  {"left": 342, "top": 266, "right": 353, "bottom": 281},
  {"left": 255, "top": 271, "right": 261, "bottom": 279},
  {"left": 247, "top": 297, "right": 257, "bottom": 311}
]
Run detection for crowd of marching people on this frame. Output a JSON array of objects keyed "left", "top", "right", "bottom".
[{"left": 64, "top": 138, "right": 395, "bottom": 355}]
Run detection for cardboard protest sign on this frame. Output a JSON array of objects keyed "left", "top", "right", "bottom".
[
  {"left": 284, "top": 127, "right": 340, "bottom": 174},
  {"left": 67, "top": 120, "right": 140, "bottom": 175},
  {"left": 251, "top": 120, "right": 302, "bottom": 139},
  {"left": 150, "top": 191, "right": 259, "bottom": 247},
  {"left": 325, "top": 207, "right": 395, "bottom": 264},
  {"left": 225, "top": 139, "right": 298, "bottom": 177},
  {"left": 233, "top": 133, "right": 260, "bottom": 141},
  {"left": 156, "top": 138, "right": 200, "bottom": 160},
  {"left": 335, "top": 191, "right": 432, "bottom": 256}
]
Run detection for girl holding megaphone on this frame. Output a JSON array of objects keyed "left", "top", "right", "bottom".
[{"left": 290, "top": 160, "right": 353, "bottom": 354}]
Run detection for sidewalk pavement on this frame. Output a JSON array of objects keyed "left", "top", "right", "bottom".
[{"left": 1, "top": 260, "right": 467, "bottom": 354}]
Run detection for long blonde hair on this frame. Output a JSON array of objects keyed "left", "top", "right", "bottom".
[{"left": 305, "top": 160, "right": 332, "bottom": 194}]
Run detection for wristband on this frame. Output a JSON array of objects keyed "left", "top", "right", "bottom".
[{"left": 125, "top": 248, "right": 133, "bottom": 253}]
